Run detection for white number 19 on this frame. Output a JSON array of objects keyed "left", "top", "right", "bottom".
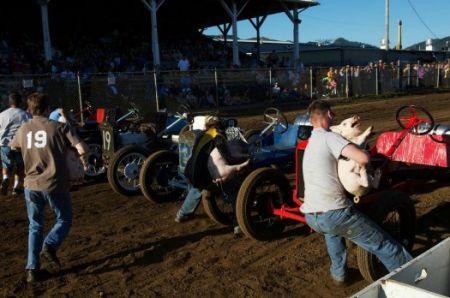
[{"left": 26, "top": 130, "right": 47, "bottom": 149}]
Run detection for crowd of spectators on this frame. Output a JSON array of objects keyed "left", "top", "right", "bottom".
[
  {"left": 0, "top": 32, "right": 241, "bottom": 76},
  {"left": 315, "top": 60, "right": 450, "bottom": 98},
  {"left": 1, "top": 31, "right": 449, "bottom": 110}
]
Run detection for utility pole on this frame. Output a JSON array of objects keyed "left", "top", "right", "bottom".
[{"left": 385, "top": 0, "right": 390, "bottom": 50}]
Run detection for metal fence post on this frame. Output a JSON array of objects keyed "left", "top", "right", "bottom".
[
  {"left": 309, "top": 67, "right": 313, "bottom": 99},
  {"left": 375, "top": 66, "right": 379, "bottom": 95},
  {"left": 269, "top": 68, "right": 272, "bottom": 101},
  {"left": 214, "top": 68, "right": 219, "bottom": 108},
  {"left": 416, "top": 60, "right": 420, "bottom": 87},
  {"left": 397, "top": 60, "right": 401, "bottom": 90},
  {"left": 345, "top": 67, "right": 349, "bottom": 98},
  {"left": 407, "top": 64, "right": 411, "bottom": 86},
  {"left": 436, "top": 64, "right": 440, "bottom": 89},
  {"left": 76, "top": 72, "right": 84, "bottom": 125},
  {"left": 153, "top": 70, "right": 160, "bottom": 112}
]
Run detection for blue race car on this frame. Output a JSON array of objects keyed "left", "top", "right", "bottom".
[{"left": 138, "top": 108, "right": 312, "bottom": 209}]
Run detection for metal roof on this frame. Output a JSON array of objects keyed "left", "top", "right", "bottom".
[
  {"left": 0, "top": 0, "right": 319, "bottom": 41},
  {"left": 158, "top": 0, "right": 319, "bottom": 30}
]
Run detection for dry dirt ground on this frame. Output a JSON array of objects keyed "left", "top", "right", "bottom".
[{"left": 1, "top": 93, "right": 450, "bottom": 297}]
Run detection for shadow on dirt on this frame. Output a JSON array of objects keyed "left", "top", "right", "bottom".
[
  {"left": 60, "top": 226, "right": 231, "bottom": 276},
  {"left": 413, "top": 201, "right": 450, "bottom": 255}
]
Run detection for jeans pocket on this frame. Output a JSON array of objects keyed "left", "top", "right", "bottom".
[{"left": 305, "top": 213, "right": 321, "bottom": 233}]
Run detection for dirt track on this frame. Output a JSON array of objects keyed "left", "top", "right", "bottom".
[{"left": 1, "top": 93, "right": 450, "bottom": 297}]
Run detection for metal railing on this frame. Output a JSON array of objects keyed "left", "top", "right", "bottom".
[{"left": 0, "top": 63, "right": 449, "bottom": 114}]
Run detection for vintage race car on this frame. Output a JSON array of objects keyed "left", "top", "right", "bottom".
[
  {"left": 138, "top": 108, "right": 313, "bottom": 205},
  {"left": 101, "top": 103, "right": 188, "bottom": 196}
]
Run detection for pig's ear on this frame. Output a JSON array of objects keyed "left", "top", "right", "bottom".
[{"left": 330, "top": 125, "right": 341, "bottom": 134}]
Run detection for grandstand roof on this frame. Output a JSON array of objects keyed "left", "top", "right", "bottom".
[
  {"left": 158, "top": 0, "right": 319, "bottom": 29},
  {"left": 1, "top": 0, "right": 318, "bottom": 42}
]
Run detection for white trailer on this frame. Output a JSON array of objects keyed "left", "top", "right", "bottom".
[{"left": 353, "top": 237, "right": 450, "bottom": 298}]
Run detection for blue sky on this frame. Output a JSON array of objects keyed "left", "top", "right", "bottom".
[{"left": 204, "top": 0, "right": 450, "bottom": 47}]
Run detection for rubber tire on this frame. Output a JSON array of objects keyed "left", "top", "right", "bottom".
[
  {"left": 107, "top": 145, "right": 150, "bottom": 196},
  {"left": 139, "top": 150, "right": 183, "bottom": 203},
  {"left": 236, "top": 167, "right": 292, "bottom": 241},
  {"left": 202, "top": 189, "right": 233, "bottom": 226},
  {"left": 84, "top": 139, "right": 105, "bottom": 179},
  {"left": 356, "top": 191, "right": 416, "bottom": 282}
]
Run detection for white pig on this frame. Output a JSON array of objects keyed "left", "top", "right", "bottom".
[{"left": 331, "top": 116, "right": 380, "bottom": 200}]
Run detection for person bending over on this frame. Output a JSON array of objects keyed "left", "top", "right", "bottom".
[{"left": 301, "top": 100, "right": 412, "bottom": 284}]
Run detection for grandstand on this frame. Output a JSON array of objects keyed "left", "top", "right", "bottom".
[{"left": 0, "top": 0, "right": 318, "bottom": 73}]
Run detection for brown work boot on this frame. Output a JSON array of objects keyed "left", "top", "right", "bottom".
[
  {"left": 40, "top": 245, "right": 61, "bottom": 272},
  {"left": 26, "top": 269, "right": 39, "bottom": 283}
]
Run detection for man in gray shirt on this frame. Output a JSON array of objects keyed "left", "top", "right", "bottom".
[{"left": 302, "top": 100, "right": 412, "bottom": 284}]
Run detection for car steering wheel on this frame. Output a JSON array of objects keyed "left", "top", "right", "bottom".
[
  {"left": 176, "top": 104, "right": 191, "bottom": 119},
  {"left": 395, "top": 105, "right": 434, "bottom": 135},
  {"left": 263, "top": 107, "right": 289, "bottom": 134}
]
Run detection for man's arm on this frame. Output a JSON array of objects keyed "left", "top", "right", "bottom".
[
  {"left": 341, "top": 144, "right": 370, "bottom": 166},
  {"left": 75, "top": 141, "right": 90, "bottom": 169},
  {"left": 63, "top": 124, "right": 90, "bottom": 169},
  {"left": 10, "top": 126, "right": 22, "bottom": 151}
]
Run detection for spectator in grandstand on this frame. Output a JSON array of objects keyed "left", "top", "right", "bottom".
[
  {"left": 415, "top": 64, "right": 427, "bottom": 87},
  {"left": 0, "top": 92, "right": 29, "bottom": 196},
  {"left": 107, "top": 71, "right": 119, "bottom": 95},
  {"left": 178, "top": 55, "right": 190, "bottom": 72},
  {"left": 444, "top": 61, "right": 450, "bottom": 79},
  {"left": 302, "top": 100, "right": 412, "bottom": 285},
  {"left": 60, "top": 66, "right": 76, "bottom": 80},
  {"left": 10, "top": 92, "right": 89, "bottom": 283}
]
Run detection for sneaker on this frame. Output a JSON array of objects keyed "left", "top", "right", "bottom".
[
  {"left": 40, "top": 245, "right": 61, "bottom": 271},
  {"left": 12, "top": 187, "right": 23, "bottom": 196},
  {"left": 1, "top": 178, "right": 9, "bottom": 196},
  {"left": 26, "top": 269, "right": 38, "bottom": 283},
  {"left": 331, "top": 276, "right": 348, "bottom": 287},
  {"left": 174, "top": 213, "right": 189, "bottom": 223}
]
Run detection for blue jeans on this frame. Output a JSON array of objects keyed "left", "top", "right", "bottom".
[
  {"left": 24, "top": 189, "right": 72, "bottom": 270},
  {"left": 177, "top": 186, "right": 202, "bottom": 218},
  {"left": 305, "top": 207, "right": 412, "bottom": 281},
  {"left": 177, "top": 181, "right": 238, "bottom": 224},
  {"left": 1, "top": 146, "right": 23, "bottom": 173}
]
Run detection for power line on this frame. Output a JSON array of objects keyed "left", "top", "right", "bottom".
[{"left": 406, "top": 0, "right": 438, "bottom": 39}]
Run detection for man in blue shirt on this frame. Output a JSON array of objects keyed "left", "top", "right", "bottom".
[{"left": 0, "top": 92, "right": 29, "bottom": 195}]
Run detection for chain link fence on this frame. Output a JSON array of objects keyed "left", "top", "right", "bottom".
[{"left": 1, "top": 63, "right": 449, "bottom": 115}]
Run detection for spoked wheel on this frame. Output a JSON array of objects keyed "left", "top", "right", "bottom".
[
  {"left": 244, "top": 129, "right": 261, "bottom": 144},
  {"left": 357, "top": 191, "right": 416, "bottom": 282},
  {"left": 107, "top": 145, "right": 149, "bottom": 196},
  {"left": 202, "top": 189, "right": 234, "bottom": 226},
  {"left": 236, "top": 168, "right": 292, "bottom": 241},
  {"left": 396, "top": 105, "right": 434, "bottom": 135},
  {"left": 85, "top": 142, "right": 106, "bottom": 179},
  {"left": 139, "top": 150, "right": 184, "bottom": 203}
]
